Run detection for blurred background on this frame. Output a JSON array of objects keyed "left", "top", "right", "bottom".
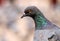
[{"left": 0, "top": 0, "right": 60, "bottom": 41}]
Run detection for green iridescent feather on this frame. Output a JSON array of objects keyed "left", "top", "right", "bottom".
[{"left": 35, "top": 12, "right": 47, "bottom": 29}]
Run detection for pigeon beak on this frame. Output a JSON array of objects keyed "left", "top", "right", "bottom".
[
  {"left": 21, "top": 14, "right": 27, "bottom": 18},
  {"left": 21, "top": 13, "right": 31, "bottom": 18}
]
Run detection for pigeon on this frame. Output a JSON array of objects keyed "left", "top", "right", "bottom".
[{"left": 21, "top": 6, "right": 60, "bottom": 30}]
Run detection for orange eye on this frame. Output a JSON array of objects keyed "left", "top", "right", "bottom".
[{"left": 28, "top": 9, "right": 32, "bottom": 13}]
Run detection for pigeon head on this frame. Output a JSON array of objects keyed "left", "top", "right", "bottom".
[
  {"left": 21, "top": 6, "right": 41, "bottom": 18},
  {"left": 24, "top": 6, "right": 37, "bottom": 15},
  {"left": 21, "top": 6, "right": 45, "bottom": 19}
]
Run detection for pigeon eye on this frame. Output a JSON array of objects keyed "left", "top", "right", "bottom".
[
  {"left": 25, "top": 9, "right": 32, "bottom": 14},
  {"left": 28, "top": 9, "right": 32, "bottom": 13},
  {"left": 25, "top": 11, "right": 29, "bottom": 14}
]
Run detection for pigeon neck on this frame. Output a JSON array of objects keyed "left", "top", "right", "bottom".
[{"left": 35, "top": 13, "right": 47, "bottom": 29}]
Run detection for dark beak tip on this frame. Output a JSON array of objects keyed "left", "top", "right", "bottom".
[
  {"left": 21, "top": 14, "right": 26, "bottom": 18},
  {"left": 21, "top": 15, "right": 24, "bottom": 18}
]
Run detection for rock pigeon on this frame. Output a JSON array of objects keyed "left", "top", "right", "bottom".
[{"left": 21, "top": 6, "right": 60, "bottom": 30}]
